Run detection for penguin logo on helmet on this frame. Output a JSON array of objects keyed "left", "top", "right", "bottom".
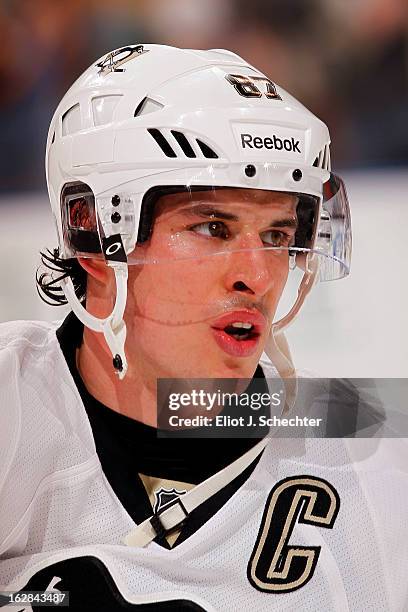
[{"left": 96, "top": 44, "right": 148, "bottom": 75}]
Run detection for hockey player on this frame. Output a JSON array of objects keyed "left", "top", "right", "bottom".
[{"left": 0, "top": 45, "right": 407, "bottom": 611}]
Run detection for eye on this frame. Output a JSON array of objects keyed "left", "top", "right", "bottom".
[
  {"left": 261, "top": 229, "right": 294, "bottom": 247},
  {"left": 190, "top": 221, "right": 231, "bottom": 239}
]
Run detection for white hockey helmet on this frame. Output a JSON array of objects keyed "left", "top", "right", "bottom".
[{"left": 45, "top": 44, "right": 351, "bottom": 380}]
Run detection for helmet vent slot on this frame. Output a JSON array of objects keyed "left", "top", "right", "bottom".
[
  {"left": 171, "top": 130, "right": 196, "bottom": 158},
  {"left": 134, "top": 97, "right": 147, "bottom": 117},
  {"left": 196, "top": 139, "right": 219, "bottom": 159},
  {"left": 324, "top": 145, "right": 331, "bottom": 170},
  {"left": 148, "top": 128, "right": 177, "bottom": 158},
  {"left": 62, "top": 104, "right": 81, "bottom": 137},
  {"left": 313, "top": 145, "right": 330, "bottom": 170},
  {"left": 135, "top": 98, "right": 164, "bottom": 117},
  {"left": 147, "top": 128, "right": 219, "bottom": 160},
  {"left": 92, "top": 95, "right": 122, "bottom": 126}
]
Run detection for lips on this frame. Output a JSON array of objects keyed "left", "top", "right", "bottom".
[{"left": 211, "top": 309, "right": 266, "bottom": 358}]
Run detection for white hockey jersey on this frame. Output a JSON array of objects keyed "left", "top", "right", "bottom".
[{"left": 0, "top": 320, "right": 407, "bottom": 611}]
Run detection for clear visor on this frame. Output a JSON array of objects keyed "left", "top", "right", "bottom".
[
  {"left": 127, "top": 176, "right": 351, "bottom": 283},
  {"left": 61, "top": 175, "right": 351, "bottom": 289}
]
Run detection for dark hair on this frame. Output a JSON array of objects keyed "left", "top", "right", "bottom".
[{"left": 36, "top": 248, "right": 87, "bottom": 306}]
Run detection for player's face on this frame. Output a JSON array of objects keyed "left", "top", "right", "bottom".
[{"left": 124, "top": 188, "right": 298, "bottom": 380}]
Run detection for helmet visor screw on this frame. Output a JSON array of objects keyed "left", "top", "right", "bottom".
[
  {"left": 245, "top": 164, "right": 256, "bottom": 178},
  {"left": 113, "top": 354, "right": 123, "bottom": 371}
]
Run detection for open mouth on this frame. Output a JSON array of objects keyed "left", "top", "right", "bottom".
[
  {"left": 210, "top": 310, "right": 266, "bottom": 358},
  {"left": 223, "top": 322, "right": 259, "bottom": 341}
]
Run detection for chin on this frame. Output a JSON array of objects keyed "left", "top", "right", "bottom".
[{"left": 208, "top": 359, "right": 259, "bottom": 380}]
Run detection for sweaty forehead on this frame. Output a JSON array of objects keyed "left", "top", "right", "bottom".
[{"left": 154, "top": 188, "right": 299, "bottom": 218}]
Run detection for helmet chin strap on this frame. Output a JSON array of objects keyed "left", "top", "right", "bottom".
[
  {"left": 61, "top": 263, "right": 129, "bottom": 380},
  {"left": 266, "top": 253, "right": 319, "bottom": 413}
]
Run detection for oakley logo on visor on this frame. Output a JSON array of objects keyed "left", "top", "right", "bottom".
[
  {"left": 241, "top": 134, "right": 302, "bottom": 154},
  {"left": 102, "top": 234, "right": 127, "bottom": 263}
]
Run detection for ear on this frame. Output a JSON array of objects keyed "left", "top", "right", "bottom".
[{"left": 78, "top": 257, "right": 112, "bottom": 285}]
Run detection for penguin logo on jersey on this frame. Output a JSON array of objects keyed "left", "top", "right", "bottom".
[{"left": 248, "top": 476, "right": 340, "bottom": 593}]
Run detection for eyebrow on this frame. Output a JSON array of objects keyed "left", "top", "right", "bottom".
[
  {"left": 271, "top": 217, "right": 298, "bottom": 229},
  {"left": 188, "top": 206, "right": 298, "bottom": 228}
]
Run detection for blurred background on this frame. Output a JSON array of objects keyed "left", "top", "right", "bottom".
[{"left": 0, "top": 0, "right": 407, "bottom": 376}]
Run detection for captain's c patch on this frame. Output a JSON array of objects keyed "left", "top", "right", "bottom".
[{"left": 248, "top": 476, "right": 340, "bottom": 593}]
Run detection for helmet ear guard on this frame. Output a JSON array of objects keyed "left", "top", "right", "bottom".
[
  {"left": 59, "top": 182, "right": 130, "bottom": 378},
  {"left": 61, "top": 182, "right": 102, "bottom": 256}
]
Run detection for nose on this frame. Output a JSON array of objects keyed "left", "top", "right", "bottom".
[{"left": 223, "top": 235, "right": 278, "bottom": 297}]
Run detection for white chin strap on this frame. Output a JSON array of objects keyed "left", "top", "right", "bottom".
[
  {"left": 266, "top": 253, "right": 320, "bottom": 413},
  {"left": 61, "top": 263, "right": 128, "bottom": 379}
]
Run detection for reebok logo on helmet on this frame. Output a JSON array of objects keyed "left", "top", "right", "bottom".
[{"left": 241, "top": 133, "right": 302, "bottom": 153}]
